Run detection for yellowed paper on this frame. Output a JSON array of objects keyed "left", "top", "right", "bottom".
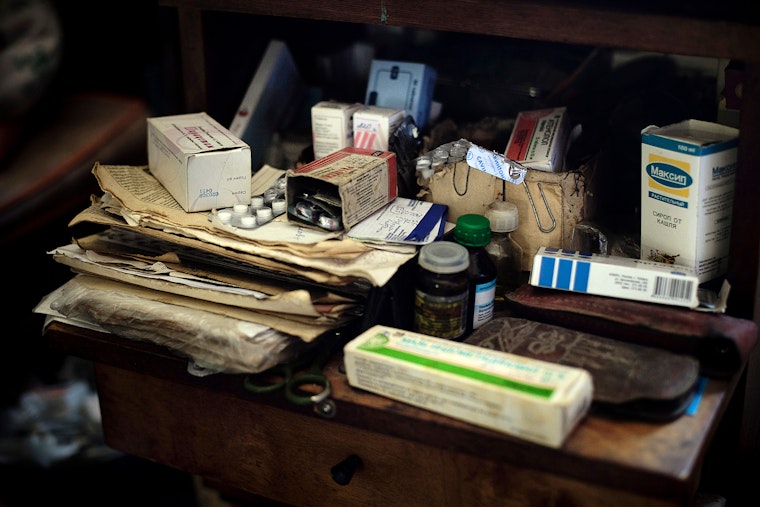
[
  {"left": 88, "top": 163, "right": 416, "bottom": 286},
  {"left": 34, "top": 275, "right": 314, "bottom": 373},
  {"left": 51, "top": 243, "right": 344, "bottom": 319}
]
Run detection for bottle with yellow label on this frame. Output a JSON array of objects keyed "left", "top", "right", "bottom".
[{"left": 413, "top": 241, "right": 470, "bottom": 340}]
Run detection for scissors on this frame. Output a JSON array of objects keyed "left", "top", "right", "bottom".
[{"left": 243, "top": 332, "right": 341, "bottom": 418}]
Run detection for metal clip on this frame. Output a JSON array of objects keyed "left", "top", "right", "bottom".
[{"left": 523, "top": 181, "right": 557, "bottom": 233}]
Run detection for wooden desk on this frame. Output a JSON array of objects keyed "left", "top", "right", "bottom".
[{"left": 45, "top": 321, "right": 741, "bottom": 506}]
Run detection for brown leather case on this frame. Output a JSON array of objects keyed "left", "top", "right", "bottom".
[
  {"left": 465, "top": 316, "right": 701, "bottom": 421},
  {"left": 505, "top": 284, "right": 758, "bottom": 379}
]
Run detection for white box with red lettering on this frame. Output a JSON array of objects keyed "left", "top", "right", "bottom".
[
  {"left": 352, "top": 106, "right": 405, "bottom": 152},
  {"left": 504, "top": 107, "right": 569, "bottom": 172},
  {"left": 147, "top": 112, "right": 251, "bottom": 212},
  {"left": 311, "top": 101, "right": 364, "bottom": 160}
]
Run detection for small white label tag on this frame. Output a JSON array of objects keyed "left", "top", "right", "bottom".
[{"left": 466, "top": 145, "right": 526, "bottom": 184}]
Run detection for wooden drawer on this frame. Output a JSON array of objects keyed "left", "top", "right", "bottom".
[{"left": 94, "top": 363, "right": 679, "bottom": 507}]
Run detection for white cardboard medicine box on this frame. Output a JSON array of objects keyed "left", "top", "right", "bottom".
[
  {"left": 147, "top": 112, "right": 251, "bottom": 212},
  {"left": 504, "top": 107, "right": 569, "bottom": 172},
  {"left": 530, "top": 246, "right": 700, "bottom": 308},
  {"left": 344, "top": 325, "right": 593, "bottom": 448},
  {"left": 228, "top": 39, "right": 304, "bottom": 172},
  {"left": 352, "top": 106, "right": 405, "bottom": 152},
  {"left": 286, "top": 147, "right": 398, "bottom": 231},
  {"left": 311, "top": 101, "right": 364, "bottom": 160},
  {"left": 640, "top": 119, "right": 739, "bottom": 283},
  {"left": 364, "top": 59, "right": 437, "bottom": 127}
]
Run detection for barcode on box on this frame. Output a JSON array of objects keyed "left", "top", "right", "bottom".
[
  {"left": 653, "top": 276, "right": 695, "bottom": 303},
  {"left": 530, "top": 247, "right": 699, "bottom": 309}
]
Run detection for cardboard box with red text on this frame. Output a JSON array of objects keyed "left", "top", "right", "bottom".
[
  {"left": 286, "top": 147, "right": 398, "bottom": 231},
  {"left": 505, "top": 107, "right": 569, "bottom": 173},
  {"left": 147, "top": 112, "right": 250, "bottom": 212}
]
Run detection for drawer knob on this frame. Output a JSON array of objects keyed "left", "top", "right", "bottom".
[{"left": 330, "top": 454, "right": 362, "bottom": 485}]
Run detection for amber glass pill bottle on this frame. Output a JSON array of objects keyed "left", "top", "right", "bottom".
[{"left": 413, "top": 241, "right": 470, "bottom": 341}]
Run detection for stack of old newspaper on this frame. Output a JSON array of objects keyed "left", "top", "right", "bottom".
[{"left": 34, "top": 163, "right": 417, "bottom": 375}]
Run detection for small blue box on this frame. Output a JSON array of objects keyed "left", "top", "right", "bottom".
[{"left": 365, "top": 59, "right": 436, "bottom": 128}]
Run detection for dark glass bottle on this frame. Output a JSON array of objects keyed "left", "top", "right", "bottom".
[
  {"left": 413, "top": 241, "right": 470, "bottom": 340},
  {"left": 452, "top": 214, "right": 497, "bottom": 336}
]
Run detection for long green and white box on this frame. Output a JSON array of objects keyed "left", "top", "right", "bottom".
[{"left": 343, "top": 325, "right": 593, "bottom": 448}]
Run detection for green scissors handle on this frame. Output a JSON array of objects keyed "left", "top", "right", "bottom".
[
  {"left": 285, "top": 372, "right": 331, "bottom": 406},
  {"left": 243, "top": 364, "right": 294, "bottom": 394},
  {"left": 243, "top": 331, "right": 341, "bottom": 417}
]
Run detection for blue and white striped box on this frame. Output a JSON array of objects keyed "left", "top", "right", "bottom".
[{"left": 530, "top": 246, "right": 700, "bottom": 308}]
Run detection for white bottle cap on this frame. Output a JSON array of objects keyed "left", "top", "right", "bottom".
[
  {"left": 233, "top": 203, "right": 249, "bottom": 214},
  {"left": 485, "top": 200, "right": 519, "bottom": 232},
  {"left": 418, "top": 241, "right": 469, "bottom": 274},
  {"left": 251, "top": 195, "right": 265, "bottom": 208}
]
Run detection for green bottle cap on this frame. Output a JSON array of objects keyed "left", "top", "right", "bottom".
[{"left": 453, "top": 214, "right": 491, "bottom": 247}]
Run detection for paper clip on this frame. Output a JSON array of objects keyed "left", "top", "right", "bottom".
[{"left": 523, "top": 181, "right": 557, "bottom": 233}]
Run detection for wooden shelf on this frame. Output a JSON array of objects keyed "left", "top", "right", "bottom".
[
  {"left": 45, "top": 320, "right": 745, "bottom": 506},
  {"left": 159, "top": 0, "right": 760, "bottom": 60},
  {"left": 158, "top": 0, "right": 760, "bottom": 319}
]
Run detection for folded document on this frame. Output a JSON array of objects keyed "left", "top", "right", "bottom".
[
  {"left": 35, "top": 275, "right": 305, "bottom": 375},
  {"left": 346, "top": 197, "right": 447, "bottom": 245}
]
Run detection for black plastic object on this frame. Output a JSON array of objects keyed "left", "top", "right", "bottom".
[
  {"left": 466, "top": 316, "right": 702, "bottom": 421},
  {"left": 330, "top": 454, "right": 363, "bottom": 486}
]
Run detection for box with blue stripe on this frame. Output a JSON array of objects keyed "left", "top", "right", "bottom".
[{"left": 530, "top": 247, "right": 700, "bottom": 308}]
